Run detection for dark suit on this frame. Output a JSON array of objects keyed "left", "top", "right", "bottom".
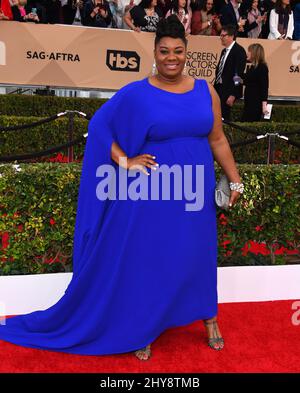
[
  {"left": 214, "top": 41, "right": 247, "bottom": 121},
  {"left": 220, "top": 2, "right": 259, "bottom": 37}
]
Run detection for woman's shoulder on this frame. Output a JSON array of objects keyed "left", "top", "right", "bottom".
[{"left": 257, "top": 62, "right": 269, "bottom": 71}]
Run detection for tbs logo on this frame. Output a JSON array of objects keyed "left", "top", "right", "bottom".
[{"left": 106, "top": 50, "right": 140, "bottom": 72}]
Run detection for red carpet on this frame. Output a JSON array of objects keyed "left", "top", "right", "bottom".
[{"left": 0, "top": 300, "right": 299, "bottom": 373}]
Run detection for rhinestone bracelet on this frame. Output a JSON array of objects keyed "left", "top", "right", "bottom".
[{"left": 229, "top": 182, "right": 244, "bottom": 194}]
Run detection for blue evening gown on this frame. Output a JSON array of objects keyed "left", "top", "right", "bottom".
[{"left": 0, "top": 77, "right": 218, "bottom": 355}]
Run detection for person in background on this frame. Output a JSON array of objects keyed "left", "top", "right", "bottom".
[
  {"left": 106, "top": 0, "right": 120, "bottom": 27},
  {"left": 44, "top": 0, "right": 61, "bottom": 23},
  {"left": 293, "top": 0, "right": 300, "bottom": 39},
  {"left": 259, "top": 0, "right": 276, "bottom": 37},
  {"left": 11, "top": 0, "right": 40, "bottom": 21},
  {"left": 0, "top": 0, "right": 13, "bottom": 19},
  {"left": 220, "top": 0, "right": 247, "bottom": 35},
  {"left": 123, "top": 0, "right": 163, "bottom": 32},
  {"left": 241, "top": 43, "right": 269, "bottom": 122},
  {"left": 213, "top": 0, "right": 226, "bottom": 14},
  {"left": 157, "top": 0, "right": 172, "bottom": 16},
  {"left": 189, "top": 0, "right": 202, "bottom": 12},
  {"left": 220, "top": 0, "right": 262, "bottom": 37},
  {"left": 191, "top": 0, "right": 222, "bottom": 35},
  {"left": 165, "top": 0, "right": 192, "bottom": 35},
  {"left": 115, "top": 0, "right": 139, "bottom": 28},
  {"left": 268, "top": 0, "right": 294, "bottom": 38},
  {"left": 83, "top": 0, "right": 112, "bottom": 27},
  {"left": 247, "top": 0, "right": 267, "bottom": 37},
  {"left": 0, "top": 7, "right": 10, "bottom": 18},
  {"left": 61, "top": 0, "right": 85, "bottom": 25},
  {"left": 213, "top": 24, "right": 247, "bottom": 121}
]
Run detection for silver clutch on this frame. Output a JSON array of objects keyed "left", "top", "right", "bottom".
[{"left": 215, "top": 174, "right": 231, "bottom": 210}]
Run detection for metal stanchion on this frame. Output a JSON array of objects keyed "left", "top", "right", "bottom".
[
  {"left": 267, "top": 133, "right": 276, "bottom": 164},
  {"left": 67, "top": 111, "right": 75, "bottom": 162}
]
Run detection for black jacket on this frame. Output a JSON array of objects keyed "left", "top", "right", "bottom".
[
  {"left": 82, "top": 0, "right": 112, "bottom": 27},
  {"left": 220, "top": 2, "right": 259, "bottom": 37},
  {"left": 214, "top": 41, "right": 247, "bottom": 99},
  {"left": 241, "top": 62, "right": 269, "bottom": 121}
]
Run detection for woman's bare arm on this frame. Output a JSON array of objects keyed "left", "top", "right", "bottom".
[
  {"left": 123, "top": 11, "right": 136, "bottom": 30},
  {"left": 111, "top": 141, "right": 158, "bottom": 176},
  {"left": 207, "top": 82, "right": 241, "bottom": 184}
]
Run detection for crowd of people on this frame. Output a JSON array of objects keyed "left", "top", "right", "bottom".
[
  {"left": 0, "top": 0, "right": 297, "bottom": 122},
  {"left": 0, "top": 0, "right": 299, "bottom": 39},
  {"left": 213, "top": 24, "right": 269, "bottom": 122}
]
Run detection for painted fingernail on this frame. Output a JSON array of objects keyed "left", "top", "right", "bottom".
[
  {"left": 152, "top": 156, "right": 156, "bottom": 159},
  {"left": 155, "top": 163, "right": 159, "bottom": 166}
]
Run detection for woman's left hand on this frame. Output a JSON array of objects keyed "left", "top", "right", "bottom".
[{"left": 228, "top": 190, "right": 241, "bottom": 208}]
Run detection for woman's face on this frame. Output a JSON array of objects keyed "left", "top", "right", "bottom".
[
  {"left": 252, "top": 0, "right": 258, "bottom": 9},
  {"left": 18, "top": 0, "right": 27, "bottom": 5},
  {"left": 154, "top": 37, "right": 187, "bottom": 79},
  {"left": 151, "top": 0, "right": 157, "bottom": 7},
  {"left": 247, "top": 49, "right": 253, "bottom": 62},
  {"left": 282, "top": 0, "right": 290, "bottom": 5},
  {"left": 206, "top": 0, "right": 214, "bottom": 11},
  {"left": 179, "top": 0, "right": 186, "bottom": 8}
]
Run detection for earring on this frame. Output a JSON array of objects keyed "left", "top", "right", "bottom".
[
  {"left": 183, "top": 62, "right": 188, "bottom": 75},
  {"left": 151, "top": 60, "right": 157, "bottom": 76}
]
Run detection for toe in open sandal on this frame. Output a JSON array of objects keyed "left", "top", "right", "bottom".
[
  {"left": 134, "top": 344, "right": 152, "bottom": 360},
  {"left": 203, "top": 320, "right": 224, "bottom": 351}
]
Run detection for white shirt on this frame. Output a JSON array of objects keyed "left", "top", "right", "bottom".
[
  {"left": 268, "top": 9, "right": 294, "bottom": 39},
  {"left": 223, "top": 41, "right": 236, "bottom": 65}
]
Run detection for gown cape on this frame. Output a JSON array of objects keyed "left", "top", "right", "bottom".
[{"left": 0, "top": 78, "right": 218, "bottom": 355}]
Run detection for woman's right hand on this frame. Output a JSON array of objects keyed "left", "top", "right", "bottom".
[{"left": 126, "top": 154, "right": 159, "bottom": 176}]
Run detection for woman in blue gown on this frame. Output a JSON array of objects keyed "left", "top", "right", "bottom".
[{"left": 0, "top": 15, "right": 244, "bottom": 360}]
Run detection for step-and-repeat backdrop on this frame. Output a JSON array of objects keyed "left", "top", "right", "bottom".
[{"left": 0, "top": 22, "right": 299, "bottom": 96}]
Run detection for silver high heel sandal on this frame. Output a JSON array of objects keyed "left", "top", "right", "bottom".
[{"left": 203, "top": 319, "right": 225, "bottom": 350}]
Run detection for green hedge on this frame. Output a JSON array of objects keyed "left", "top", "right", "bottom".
[
  {"left": 0, "top": 115, "right": 299, "bottom": 164},
  {"left": 0, "top": 116, "right": 86, "bottom": 162},
  {"left": 0, "top": 93, "right": 299, "bottom": 122},
  {"left": 0, "top": 163, "right": 299, "bottom": 275}
]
